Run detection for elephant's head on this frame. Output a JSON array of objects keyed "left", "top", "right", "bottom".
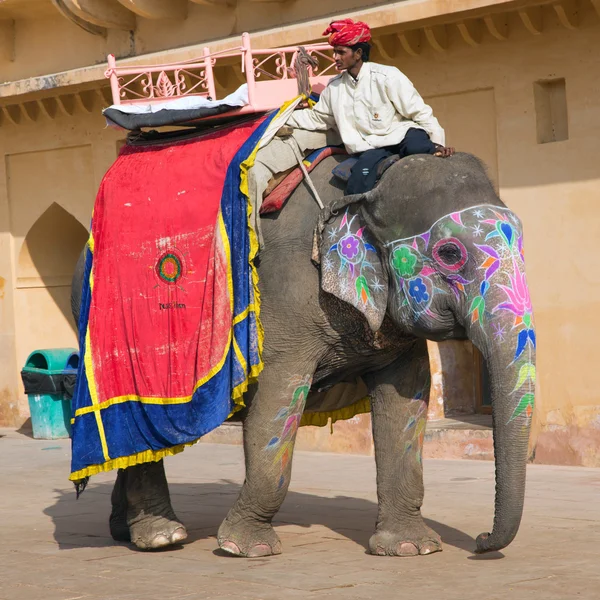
[{"left": 319, "top": 153, "right": 536, "bottom": 553}]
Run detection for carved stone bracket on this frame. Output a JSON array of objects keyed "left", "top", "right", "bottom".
[
  {"left": 483, "top": 14, "right": 508, "bottom": 40},
  {"left": 457, "top": 19, "right": 481, "bottom": 46},
  {"left": 373, "top": 34, "right": 399, "bottom": 61},
  {"left": 116, "top": 0, "right": 187, "bottom": 19},
  {"left": 58, "top": 0, "right": 135, "bottom": 31},
  {"left": 424, "top": 25, "right": 447, "bottom": 52},
  {"left": 519, "top": 7, "right": 543, "bottom": 35},
  {"left": 397, "top": 30, "right": 421, "bottom": 56},
  {"left": 0, "top": 87, "right": 113, "bottom": 128},
  {"left": 553, "top": 1, "right": 578, "bottom": 29}
]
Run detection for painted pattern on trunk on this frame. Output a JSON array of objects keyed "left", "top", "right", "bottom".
[
  {"left": 264, "top": 376, "right": 311, "bottom": 490},
  {"left": 384, "top": 205, "right": 536, "bottom": 424}
]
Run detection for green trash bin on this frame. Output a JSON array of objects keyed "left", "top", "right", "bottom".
[{"left": 21, "top": 348, "right": 80, "bottom": 440}]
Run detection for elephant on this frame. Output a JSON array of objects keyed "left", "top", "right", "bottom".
[{"left": 71, "top": 150, "right": 536, "bottom": 557}]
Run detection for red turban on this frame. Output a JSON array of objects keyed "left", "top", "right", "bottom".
[{"left": 323, "top": 19, "right": 371, "bottom": 47}]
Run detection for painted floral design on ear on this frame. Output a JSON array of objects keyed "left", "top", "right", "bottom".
[
  {"left": 320, "top": 207, "right": 388, "bottom": 332},
  {"left": 326, "top": 211, "right": 379, "bottom": 306}
]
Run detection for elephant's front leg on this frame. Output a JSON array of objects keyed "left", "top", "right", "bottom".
[
  {"left": 218, "top": 368, "right": 313, "bottom": 558},
  {"left": 365, "top": 341, "right": 442, "bottom": 557}
]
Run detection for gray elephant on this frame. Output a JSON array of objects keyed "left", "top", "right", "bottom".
[{"left": 72, "top": 151, "right": 535, "bottom": 557}]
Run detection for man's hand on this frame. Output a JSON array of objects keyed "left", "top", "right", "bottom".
[
  {"left": 434, "top": 144, "right": 455, "bottom": 158},
  {"left": 276, "top": 125, "right": 294, "bottom": 138}
]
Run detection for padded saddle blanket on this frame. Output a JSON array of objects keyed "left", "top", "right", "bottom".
[
  {"left": 70, "top": 114, "right": 275, "bottom": 481},
  {"left": 260, "top": 146, "right": 347, "bottom": 214}
]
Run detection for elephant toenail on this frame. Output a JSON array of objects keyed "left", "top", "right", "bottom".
[
  {"left": 247, "top": 544, "right": 274, "bottom": 558},
  {"left": 148, "top": 534, "right": 171, "bottom": 549},
  {"left": 170, "top": 527, "right": 188, "bottom": 544},
  {"left": 220, "top": 541, "right": 242, "bottom": 556},
  {"left": 397, "top": 542, "right": 419, "bottom": 556},
  {"left": 420, "top": 541, "right": 441, "bottom": 555}
]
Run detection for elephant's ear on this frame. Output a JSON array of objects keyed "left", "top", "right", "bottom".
[{"left": 319, "top": 206, "right": 388, "bottom": 332}]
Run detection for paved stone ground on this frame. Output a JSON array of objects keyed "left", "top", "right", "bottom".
[{"left": 1, "top": 427, "right": 599, "bottom": 600}]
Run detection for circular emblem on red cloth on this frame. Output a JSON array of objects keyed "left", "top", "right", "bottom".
[{"left": 156, "top": 250, "right": 185, "bottom": 284}]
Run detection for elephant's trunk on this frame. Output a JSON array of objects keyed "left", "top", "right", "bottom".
[{"left": 466, "top": 259, "right": 536, "bottom": 553}]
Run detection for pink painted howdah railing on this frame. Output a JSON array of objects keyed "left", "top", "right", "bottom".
[{"left": 105, "top": 32, "right": 337, "bottom": 117}]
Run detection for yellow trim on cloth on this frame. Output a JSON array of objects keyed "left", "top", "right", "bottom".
[
  {"left": 70, "top": 441, "right": 196, "bottom": 481},
  {"left": 299, "top": 397, "right": 371, "bottom": 428}
]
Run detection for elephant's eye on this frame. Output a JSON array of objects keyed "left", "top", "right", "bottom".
[
  {"left": 432, "top": 237, "right": 468, "bottom": 272},
  {"left": 437, "top": 243, "right": 463, "bottom": 265}
]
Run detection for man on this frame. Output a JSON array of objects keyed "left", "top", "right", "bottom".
[{"left": 287, "top": 19, "right": 454, "bottom": 195}]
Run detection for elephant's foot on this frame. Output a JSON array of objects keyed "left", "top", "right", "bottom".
[
  {"left": 129, "top": 513, "right": 188, "bottom": 550},
  {"left": 369, "top": 522, "right": 442, "bottom": 557},
  {"left": 217, "top": 515, "right": 282, "bottom": 558},
  {"left": 125, "top": 461, "right": 187, "bottom": 551}
]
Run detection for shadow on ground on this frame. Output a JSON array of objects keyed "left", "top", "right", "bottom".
[
  {"left": 44, "top": 479, "right": 477, "bottom": 555},
  {"left": 17, "top": 418, "right": 33, "bottom": 438}
]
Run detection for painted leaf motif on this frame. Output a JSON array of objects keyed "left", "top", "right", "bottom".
[
  {"left": 498, "top": 221, "right": 514, "bottom": 247},
  {"left": 404, "top": 416, "right": 416, "bottom": 432},
  {"left": 513, "top": 363, "right": 536, "bottom": 392},
  {"left": 274, "top": 407, "right": 289, "bottom": 421},
  {"left": 514, "top": 329, "right": 529, "bottom": 360},
  {"left": 282, "top": 414, "right": 300, "bottom": 439},
  {"left": 274, "top": 441, "right": 291, "bottom": 463},
  {"left": 475, "top": 244, "right": 499, "bottom": 259},
  {"left": 450, "top": 212, "right": 464, "bottom": 226},
  {"left": 481, "top": 257, "right": 496, "bottom": 269},
  {"left": 355, "top": 275, "right": 371, "bottom": 304},
  {"left": 528, "top": 329, "right": 536, "bottom": 348},
  {"left": 291, "top": 385, "right": 309, "bottom": 408},
  {"left": 266, "top": 436, "right": 280, "bottom": 448},
  {"left": 485, "top": 261, "right": 500, "bottom": 280},
  {"left": 509, "top": 393, "right": 535, "bottom": 422},
  {"left": 356, "top": 227, "right": 364, "bottom": 238},
  {"left": 339, "top": 212, "right": 348, "bottom": 230},
  {"left": 281, "top": 447, "right": 291, "bottom": 471},
  {"left": 469, "top": 296, "right": 483, "bottom": 314},
  {"left": 328, "top": 243, "right": 338, "bottom": 253},
  {"left": 364, "top": 243, "right": 377, "bottom": 253}
]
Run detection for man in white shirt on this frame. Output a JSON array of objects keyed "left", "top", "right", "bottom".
[{"left": 287, "top": 19, "right": 454, "bottom": 195}]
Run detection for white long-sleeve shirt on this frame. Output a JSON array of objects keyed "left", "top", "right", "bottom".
[{"left": 287, "top": 62, "right": 445, "bottom": 154}]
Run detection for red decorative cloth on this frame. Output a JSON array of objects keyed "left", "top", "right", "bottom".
[{"left": 323, "top": 19, "right": 371, "bottom": 47}]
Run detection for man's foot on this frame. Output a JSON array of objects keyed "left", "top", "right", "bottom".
[{"left": 434, "top": 145, "right": 455, "bottom": 158}]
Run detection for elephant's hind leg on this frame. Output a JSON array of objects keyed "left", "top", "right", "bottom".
[
  {"left": 365, "top": 341, "right": 442, "bottom": 557},
  {"left": 218, "top": 367, "right": 314, "bottom": 558},
  {"left": 109, "top": 469, "right": 130, "bottom": 541},
  {"left": 125, "top": 460, "right": 188, "bottom": 550}
]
